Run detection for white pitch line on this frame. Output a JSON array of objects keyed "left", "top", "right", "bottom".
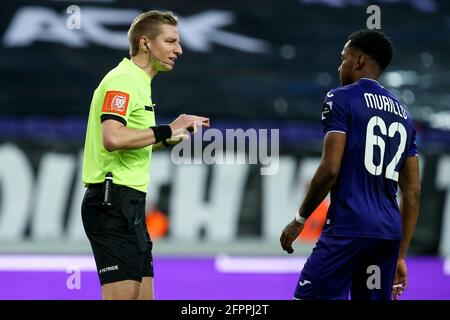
[
  {"left": 444, "top": 257, "right": 450, "bottom": 276},
  {"left": 0, "top": 255, "right": 97, "bottom": 272},
  {"left": 0, "top": 254, "right": 309, "bottom": 273},
  {"left": 215, "top": 254, "right": 307, "bottom": 273}
]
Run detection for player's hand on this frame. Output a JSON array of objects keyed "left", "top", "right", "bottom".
[
  {"left": 169, "top": 114, "right": 210, "bottom": 138},
  {"left": 280, "top": 219, "right": 304, "bottom": 254},
  {"left": 392, "top": 258, "right": 407, "bottom": 300}
]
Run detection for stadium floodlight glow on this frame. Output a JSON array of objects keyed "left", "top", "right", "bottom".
[{"left": 383, "top": 70, "right": 420, "bottom": 88}]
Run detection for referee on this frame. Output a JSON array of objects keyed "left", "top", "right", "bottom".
[{"left": 81, "top": 11, "right": 209, "bottom": 300}]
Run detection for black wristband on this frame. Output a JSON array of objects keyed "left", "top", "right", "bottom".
[{"left": 150, "top": 125, "right": 172, "bottom": 144}]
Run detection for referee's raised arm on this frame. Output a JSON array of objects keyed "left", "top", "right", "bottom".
[{"left": 101, "top": 114, "right": 210, "bottom": 151}]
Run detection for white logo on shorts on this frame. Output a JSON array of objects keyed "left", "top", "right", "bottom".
[
  {"left": 299, "top": 280, "right": 311, "bottom": 286},
  {"left": 99, "top": 265, "right": 119, "bottom": 274}
]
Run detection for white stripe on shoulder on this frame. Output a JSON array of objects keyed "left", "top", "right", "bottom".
[{"left": 325, "top": 130, "right": 346, "bottom": 135}]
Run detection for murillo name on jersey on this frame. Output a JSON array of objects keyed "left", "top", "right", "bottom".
[{"left": 363, "top": 92, "right": 408, "bottom": 120}]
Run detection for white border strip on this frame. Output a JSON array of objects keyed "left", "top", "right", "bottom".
[
  {"left": 0, "top": 255, "right": 97, "bottom": 272},
  {"left": 215, "top": 255, "right": 307, "bottom": 273}
]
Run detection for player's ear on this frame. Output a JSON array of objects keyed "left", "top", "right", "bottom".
[{"left": 355, "top": 54, "right": 366, "bottom": 70}]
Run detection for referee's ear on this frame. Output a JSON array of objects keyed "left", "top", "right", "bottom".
[{"left": 139, "top": 36, "right": 150, "bottom": 53}]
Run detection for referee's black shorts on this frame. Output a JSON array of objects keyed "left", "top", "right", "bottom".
[{"left": 81, "top": 183, "right": 154, "bottom": 286}]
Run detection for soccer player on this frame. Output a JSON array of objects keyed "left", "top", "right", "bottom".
[
  {"left": 81, "top": 11, "right": 209, "bottom": 300},
  {"left": 280, "top": 29, "right": 420, "bottom": 300}
]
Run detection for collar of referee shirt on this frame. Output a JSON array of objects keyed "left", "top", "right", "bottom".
[{"left": 125, "top": 57, "right": 151, "bottom": 83}]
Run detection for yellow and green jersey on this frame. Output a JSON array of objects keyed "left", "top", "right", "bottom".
[{"left": 82, "top": 58, "right": 156, "bottom": 193}]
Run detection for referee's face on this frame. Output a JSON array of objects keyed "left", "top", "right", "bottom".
[
  {"left": 150, "top": 24, "right": 183, "bottom": 72},
  {"left": 338, "top": 41, "right": 354, "bottom": 86}
]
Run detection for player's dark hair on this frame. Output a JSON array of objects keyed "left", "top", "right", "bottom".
[{"left": 347, "top": 29, "right": 393, "bottom": 71}]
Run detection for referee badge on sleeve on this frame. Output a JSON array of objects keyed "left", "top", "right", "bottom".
[{"left": 102, "top": 91, "right": 130, "bottom": 116}]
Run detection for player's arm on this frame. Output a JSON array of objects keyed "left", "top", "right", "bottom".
[
  {"left": 298, "top": 131, "right": 346, "bottom": 220},
  {"left": 280, "top": 132, "right": 346, "bottom": 254},
  {"left": 102, "top": 114, "right": 209, "bottom": 152},
  {"left": 398, "top": 156, "right": 420, "bottom": 259},
  {"left": 392, "top": 155, "right": 420, "bottom": 299}
]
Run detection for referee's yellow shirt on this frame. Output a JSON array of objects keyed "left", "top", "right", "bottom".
[{"left": 82, "top": 58, "right": 156, "bottom": 193}]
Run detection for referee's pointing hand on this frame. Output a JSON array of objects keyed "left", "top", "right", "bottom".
[{"left": 162, "top": 114, "right": 210, "bottom": 147}]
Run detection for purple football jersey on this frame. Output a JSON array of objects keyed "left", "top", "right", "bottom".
[{"left": 321, "top": 78, "right": 418, "bottom": 239}]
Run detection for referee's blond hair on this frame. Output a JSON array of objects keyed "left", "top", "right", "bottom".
[{"left": 128, "top": 11, "right": 178, "bottom": 57}]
